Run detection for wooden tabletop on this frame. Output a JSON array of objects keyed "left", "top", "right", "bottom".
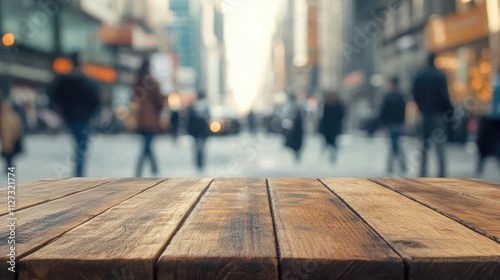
[{"left": 1, "top": 178, "right": 499, "bottom": 280}]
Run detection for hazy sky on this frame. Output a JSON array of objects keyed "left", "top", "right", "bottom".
[{"left": 224, "top": 0, "right": 283, "bottom": 113}]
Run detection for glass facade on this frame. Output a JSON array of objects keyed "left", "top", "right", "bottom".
[
  {"left": 1, "top": 0, "right": 55, "bottom": 52},
  {"left": 60, "top": 9, "right": 113, "bottom": 66}
]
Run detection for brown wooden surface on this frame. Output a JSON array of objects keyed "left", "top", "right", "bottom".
[
  {"left": 19, "top": 179, "right": 211, "bottom": 280},
  {"left": 268, "top": 178, "right": 403, "bottom": 279},
  {"left": 158, "top": 178, "right": 278, "bottom": 280},
  {"left": 373, "top": 178, "right": 500, "bottom": 243},
  {"left": 417, "top": 178, "right": 500, "bottom": 205},
  {"left": 1, "top": 178, "right": 498, "bottom": 280},
  {"left": 0, "top": 178, "right": 164, "bottom": 279},
  {"left": 0, "top": 177, "right": 113, "bottom": 216},
  {"left": 321, "top": 178, "right": 500, "bottom": 280}
]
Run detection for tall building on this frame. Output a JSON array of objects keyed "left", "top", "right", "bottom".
[{"left": 169, "top": 0, "right": 198, "bottom": 89}]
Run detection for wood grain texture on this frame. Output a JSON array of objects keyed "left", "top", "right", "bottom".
[
  {"left": 373, "top": 178, "right": 500, "bottom": 242},
  {"left": 158, "top": 178, "right": 278, "bottom": 280},
  {"left": 322, "top": 178, "right": 500, "bottom": 280},
  {"left": 417, "top": 178, "right": 500, "bottom": 205},
  {"left": 19, "top": 178, "right": 212, "bottom": 280},
  {"left": 0, "top": 178, "right": 164, "bottom": 279},
  {"left": 0, "top": 177, "right": 113, "bottom": 216},
  {"left": 268, "top": 178, "right": 403, "bottom": 280}
]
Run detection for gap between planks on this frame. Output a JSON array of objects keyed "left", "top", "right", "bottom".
[
  {"left": 13, "top": 178, "right": 169, "bottom": 278},
  {"left": 370, "top": 178, "right": 500, "bottom": 244},
  {"left": 152, "top": 179, "right": 214, "bottom": 280}
]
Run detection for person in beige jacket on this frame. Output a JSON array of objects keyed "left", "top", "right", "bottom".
[{"left": 0, "top": 98, "right": 23, "bottom": 172}]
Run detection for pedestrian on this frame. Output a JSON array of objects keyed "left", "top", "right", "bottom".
[
  {"left": 170, "top": 110, "right": 180, "bottom": 141},
  {"left": 379, "top": 77, "right": 407, "bottom": 174},
  {"left": 492, "top": 67, "right": 500, "bottom": 118},
  {"left": 247, "top": 110, "right": 258, "bottom": 134},
  {"left": 187, "top": 91, "right": 210, "bottom": 170},
  {"left": 51, "top": 52, "right": 100, "bottom": 177},
  {"left": 0, "top": 96, "right": 23, "bottom": 173},
  {"left": 131, "top": 58, "right": 166, "bottom": 177},
  {"left": 319, "top": 91, "right": 345, "bottom": 162},
  {"left": 412, "top": 53, "right": 453, "bottom": 177},
  {"left": 283, "top": 93, "right": 304, "bottom": 162}
]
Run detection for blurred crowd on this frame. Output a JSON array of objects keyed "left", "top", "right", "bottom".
[{"left": 1, "top": 52, "right": 499, "bottom": 178}]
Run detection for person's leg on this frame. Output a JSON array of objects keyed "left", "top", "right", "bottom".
[
  {"left": 68, "top": 121, "right": 91, "bottom": 177},
  {"left": 420, "top": 117, "right": 431, "bottom": 177},
  {"left": 195, "top": 137, "right": 205, "bottom": 170},
  {"left": 143, "top": 133, "right": 158, "bottom": 175},
  {"left": 387, "top": 129, "right": 398, "bottom": 174},
  {"left": 4, "top": 155, "right": 13, "bottom": 175},
  {"left": 135, "top": 133, "right": 147, "bottom": 177},
  {"left": 432, "top": 116, "right": 447, "bottom": 178}
]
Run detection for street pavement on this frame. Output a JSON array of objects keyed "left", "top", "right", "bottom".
[{"left": 2, "top": 131, "right": 499, "bottom": 183}]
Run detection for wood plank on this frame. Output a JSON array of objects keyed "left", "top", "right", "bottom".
[
  {"left": 373, "top": 178, "right": 500, "bottom": 243},
  {"left": 0, "top": 177, "right": 114, "bottom": 216},
  {"left": 0, "top": 178, "right": 164, "bottom": 279},
  {"left": 268, "top": 178, "right": 403, "bottom": 279},
  {"left": 19, "top": 178, "right": 212, "bottom": 280},
  {"left": 467, "top": 178, "right": 500, "bottom": 188},
  {"left": 158, "top": 178, "right": 278, "bottom": 280},
  {"left": 322, "top": 178, "right": 500, "bottom": 280},
  {"left": 416, "top": 178, "right": 500, "bottom": 206}
]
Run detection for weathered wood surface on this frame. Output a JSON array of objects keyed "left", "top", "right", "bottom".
[
  {"left": 0, "top": 177, "right": 113, "bottom": 216},
  {"left": 19, "top": 179, "right": 211, "bottom": 280},
  {"left": 0, "top": 178, "right": 164, "bottom": 279},
  {"left": 373, "top": 178, "right": 500, "bottom": 243},
  {"left": 417, "top": 178, "right": 500, "bottom": 205},
  {"left": 158, "top": 178, "right": 277, "bottom": 280},
  {"left": 0, "top": 178, "right": 498, "bottom": 280},
  {"left": 322, "top": 178, "right": 500, "bottom": 280},
  {"left": 268, "top": 178, "right": 403, "bottom": 279}
]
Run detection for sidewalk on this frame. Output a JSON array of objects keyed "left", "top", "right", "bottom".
[{"left": 1, "top": 132, "right": 498, "bottom": 183}]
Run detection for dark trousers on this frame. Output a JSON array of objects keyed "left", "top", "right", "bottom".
[
  {"left": 194, "top": 137, "right": 206, "bottom": 170},
  {"left": 386, "top": 125, "right": 406, "bottom": 173},
  {"left": 67, "top": 120, "right": 92, "bottom": 177},
  {"left": 136, "top": 132, "right": 158, "bottom": 177},
  {"left": 420, "top": 115, "right": 447, "bottom": 178}
]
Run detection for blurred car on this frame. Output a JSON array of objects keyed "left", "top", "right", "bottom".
[{"left": 208, "top": 106, "right": 241, "bottom": 136}]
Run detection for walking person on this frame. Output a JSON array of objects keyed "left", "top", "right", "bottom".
[
  {"left": 283, "top": 93, "right": 304, "bottom": 162},
  {"left": 379, "top": 77, "right": 407, "bottom": 174},
  {"left": 187, "top": 91, "right": 210, "bottom": 170},
  {"left": 132, "top": 59, "right": 166, "bottom": 177},
  {"left": 0, "top": 96, "right": 23, "bottom": 173},
  {"left": 51, "top": 52, "right": 100, "bottom": 177},
  {"left": 319, "top": 91, "right": 345, "bottom": 162},
  {"left": 412, "top": 53, "right": 453, "bottom": 177},
  {"left": 492, "top": 67, "right": 500, "bottom": 118}
]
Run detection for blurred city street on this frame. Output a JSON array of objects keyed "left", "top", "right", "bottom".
[{"left": 4, "top": 132, "right": 499, "bottom": 183}]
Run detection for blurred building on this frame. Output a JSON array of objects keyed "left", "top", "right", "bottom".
[
  {"left": 0, "top": 0, "right": 171, "bottom": 132},
  {"left": 317, "top": 0, "right": 345, "bottom": 93},
  {"left": 341, "top": 0, "right": 500, "bottom": 115},
  {"left": 169, "top": 0, "right": 199, "bottom": 90}
]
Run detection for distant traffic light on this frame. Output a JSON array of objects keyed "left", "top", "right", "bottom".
[{"left": 2, "top": 33, "right": 15, "bottom": 47}]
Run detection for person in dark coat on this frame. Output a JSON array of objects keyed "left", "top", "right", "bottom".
[
  {"left": 380, "top": 77, "right": 407, "bottom": 174},
  {"left": 492, "top": 67, "right": 500, "bottom": 118},
  {"left": 187, "top": 91, "right": 210, "bottom": 170},
  {"left": 132, "top": 58, "right": 166, "bottom": 177},
  {"left": 51, "top": 52, "right": 100, "bottom": 177},
  {"left": 0, "top": 97, "right": 23, "bottom": 173},
  {"left": 319, "top": 91, "right": 345, "bottom": 162},
  {"left": 412, "top": 53, "right": 453, "bottom": 178},
  {"left": 284, "top": 93, "right": 304, "bottom": 162}
]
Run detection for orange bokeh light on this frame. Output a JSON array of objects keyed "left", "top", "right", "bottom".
[
  {"left": 2, "top": 33, "right": 15, "bottom": 47},
  {"left": 53, "top": 58, "right": 73, "bottom": 74}
]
